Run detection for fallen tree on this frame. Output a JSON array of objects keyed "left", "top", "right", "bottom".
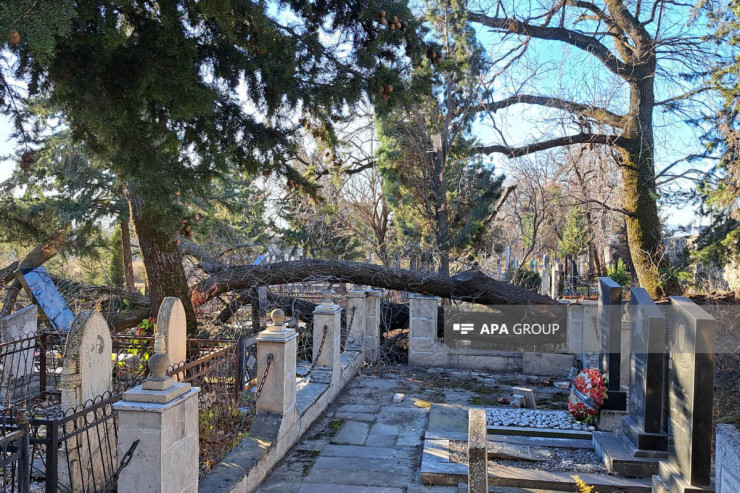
[
  {"left": 191, "top": 259, "right": 555, "bottom": 308},
  {"left": 2, "top": 250, "right": 555, "bottom": 331},
  {"left": 215, "top": 288, "right": 412, "bottom": 332}
]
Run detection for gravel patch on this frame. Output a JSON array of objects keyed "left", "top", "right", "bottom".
[
  {"left": 448, "top": 440, "right": 606, "bottom": 474},
  {"left": 486, "top": 408, "right": 595, "bottom": 431}
]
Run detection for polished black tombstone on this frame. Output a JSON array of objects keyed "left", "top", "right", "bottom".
[
  {"left": 654, "top": 296, "right": 716, "bottom": 493},
  {"left": 598, "top": 277, "right": 626, "bottom": 410},
  {"left": 621, "top": 287, "right": 668, "bottom": 455}
]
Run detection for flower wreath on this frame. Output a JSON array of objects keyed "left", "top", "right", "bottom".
[{"left": 568, "top": 367, "right": 608, "bottom": 422}]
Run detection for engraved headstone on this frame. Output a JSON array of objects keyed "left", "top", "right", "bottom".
[
  {"left": 59, "top": 311, "right": 113, "bottom": 493},
  {"left": 654, "top": 297, "right": 716, "bottom": 492},
  {"left": 156, "top": 297, "right": 187, "bottom": 366},
  {"left": 622, "top": 288, "right": 667, "bottom": 454},
  {"left": 61, "top": 311, "right": 112, "bottom": 408},
  {"left": 17, "top": 266, "right": 74, "bottom": 331},
  {"left": 598, "top": 277, "right": 626, "bottom": 410}
]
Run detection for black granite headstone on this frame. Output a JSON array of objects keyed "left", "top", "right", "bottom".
[
  {"left": 598, "top": 277, "right": 626, "bottom": 410},
  {"left": 621, "top": 287, "right": 668, "bottom": 454},
  {"left": 655, "top": 296, "right": 715, "bottom": 491}
]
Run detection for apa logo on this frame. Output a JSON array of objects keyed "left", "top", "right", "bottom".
[{"left": 453, "top": 323, "right": 475, "bottom": 335}]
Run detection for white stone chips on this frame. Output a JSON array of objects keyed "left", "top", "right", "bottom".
[{"left": 486, "top": 408, "right": 594, "bottom": 431}]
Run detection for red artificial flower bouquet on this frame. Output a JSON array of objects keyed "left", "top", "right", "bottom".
[{"left": 568, "top": 367, "right": 608, "bottom": 422}]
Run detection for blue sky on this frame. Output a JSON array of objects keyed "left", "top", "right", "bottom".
[{"left": 0, "top": 2, "right": 712, "bottom": 231}]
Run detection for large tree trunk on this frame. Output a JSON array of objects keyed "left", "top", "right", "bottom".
[
  {"left": 120, "top": 216, "right": 136, "bottom": 292},
  {"left": 618, "top": 66, "right": 677, "bottom": 297},
  {"left": 191, "top": 259, "right": 556, "bottom": 308},
  {"left": 126, "top": 191, "right": 197, "bottom": 333}
]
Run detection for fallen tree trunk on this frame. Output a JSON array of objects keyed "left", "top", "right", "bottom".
[
  {"left": 191, "top": 260, "right": 555, "bottom": 308},
  {"left": 215, "top": 289, "right": 412, "bottom": 332},
  {"left": 1, "top": 229, "right": 67, "bottom": 317}
]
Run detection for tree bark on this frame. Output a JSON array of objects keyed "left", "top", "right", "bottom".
[
  {"left": 120, "top": 216, "right": 136, "bottom": 292},
  {"left": 617, "top": 70, "right": 677, "bottom": 297},
  {"left": 468, "top": 4, "right": 683, "bottom": 298},
  {"left": 191, "top": 259, "right": 556, "bottom": 308},
  {"left": 126, "top": 191, "right": 198, "bottom": 334}
]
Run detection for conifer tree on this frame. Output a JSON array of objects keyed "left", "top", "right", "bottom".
[
  {"left": 376, "top": 0, "right": 503, "bottom": 276},
  {"left": 4, "top": 0, "right": 422, "bottom": 330}
]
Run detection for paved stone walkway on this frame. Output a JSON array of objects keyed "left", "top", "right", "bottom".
[{"left": 257, "top": 365, "right": 559, "bottom": 493}]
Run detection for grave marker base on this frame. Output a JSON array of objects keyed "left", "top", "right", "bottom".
[
  {"left": 653, "top": 461, "right": 714, "bottom": 493},
  {"left": 601, "top": 389, "right": 627, "bottom": 410},
  {"left": 593, "top": 431, "right": 663, "bottom": 478},
  {"left": 621, "top": 416, "right": 668, "bottom": 455}
]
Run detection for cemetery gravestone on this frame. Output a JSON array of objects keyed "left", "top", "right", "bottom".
[
  {"left": 0, "top": 305, "right": 38, "bottom": 402},
  {"left": 622, "top": 287, "right": 668, "bottom": 454},
  {"left": 61, "top": 311, "right": 113, "bottom": 408},
  {"left": 540, "top": 255, "right": 551, "bottom": 297},
  {"left": 17, "top": 266, "right": 74, "bottom": 331},
  {"left": 59, "top": 311, "right": 114, "bottom": 493},
  {"left": 593, "top": 287, "right": 668, "bottom": 478},
  {"left": 598, "top": 277, "right": 626, "bottom": 410},
  {"left": 654, "top": 297, "right": 716, "bottom": 492},
  {"left": 156, "top": 297, "right": 187, "bottom": 366}
]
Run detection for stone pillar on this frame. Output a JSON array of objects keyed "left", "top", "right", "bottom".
[
  {"left": 408, "top": 295, "right": 438, "bottom": 367},
  {"left": 114, "top": 332, "right": 199, "bottom": 493},
  {"left": 468, "top": 408, "right": 488, "bottom": 493},
  {"left": 551, "top": 260, "right": 562, "bottom": 299},
  {"left": 364, "top": 290, "right": 382, "bottom": 362},
  {"left": 311, "top": 292, "right": 342, "bottom": 384},
  {"left": 540, "top": 255, "right": 551, "bottom": 297},
  {"left": 345, "top": 290, "right": 367, "bottom": 351},
  {"left": 253, "top": 309, "right": 298, "bottom": 435}
]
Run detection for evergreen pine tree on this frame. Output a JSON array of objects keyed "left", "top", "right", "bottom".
[{"left": 4, "top": 0, "right": 423, "bottom": 330}]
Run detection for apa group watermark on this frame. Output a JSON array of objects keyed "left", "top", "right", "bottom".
[{"left": 445, "top": 305, "right": 567, "bottom": 349}]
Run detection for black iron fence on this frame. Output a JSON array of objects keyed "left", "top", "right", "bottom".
[
  {"left": 0, "top": 333, "right": 64, "bottom": 407},
  {"left": 0, "top": 408, "right": 30, "bottom": 493},
  {"left": 1, "top": 329, "right": 252, "bottom": 487}
]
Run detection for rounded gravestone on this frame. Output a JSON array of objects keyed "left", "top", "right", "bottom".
[{"left": 157, "top": 297, "right": 187, "bottom": 366}]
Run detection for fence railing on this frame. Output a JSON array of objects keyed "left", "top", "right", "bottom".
[
  {"left": 0, "top": 408, "right": 30, "bottom": 493},
  {"left": 0, "top": 333, "right": 64, "bottom": 407},
  {"left": 0, "top": 391, "right": 121, "bottom": 493}
]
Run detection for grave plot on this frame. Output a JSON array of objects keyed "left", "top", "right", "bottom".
[{"left": 421, "top": 403, "right": 653, "bottom": 492}]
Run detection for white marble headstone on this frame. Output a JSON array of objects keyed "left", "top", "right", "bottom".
[
  {"left": 157, "top": 297, "right": 187, "bottom": 366},
  {"left": 64, "top": 311, "right": 112, "bottom": 406}
]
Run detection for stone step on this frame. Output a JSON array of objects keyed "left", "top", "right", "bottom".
[
  {"left": 488, "top": 434, "right": 594, "bottom": 450},
  {"left": 421, "top": 433, "right": 651, "bottom": 493},
  {"left": 487, "top": 463, "right": 652, "bottom": 492},
  {"left": 592, "top": 431, "right": 662, "bottom": 478},
  {"left": 488, "top": 426, "right": 592, "bottom": 440}
]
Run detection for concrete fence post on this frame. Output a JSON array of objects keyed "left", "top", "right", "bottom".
[
  {"left": 345, "top": 290, "right": 367, "bottom": 351},
  {"left": 114, "top": 332, "right": 199, "bottom": 493},
  {"left": 364, "top": 290, "right": 382, "bottom": 362},
  {"left": 311, "top": 292, "right": 342, "bottom": 384}
]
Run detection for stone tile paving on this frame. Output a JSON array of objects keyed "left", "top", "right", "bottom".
[{"left": 256, "top": 365, "right": 567, "bottom": 493}]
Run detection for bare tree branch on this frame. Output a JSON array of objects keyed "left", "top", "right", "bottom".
[
  {"left": 474, "top": 94, "right": 627, "bottom": 128},
  {"left": 468, "top": 13, "right": 639, "bottom": 79},
  {"left": 475, "top": 133, "right": 626, "bottom": 157}
]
